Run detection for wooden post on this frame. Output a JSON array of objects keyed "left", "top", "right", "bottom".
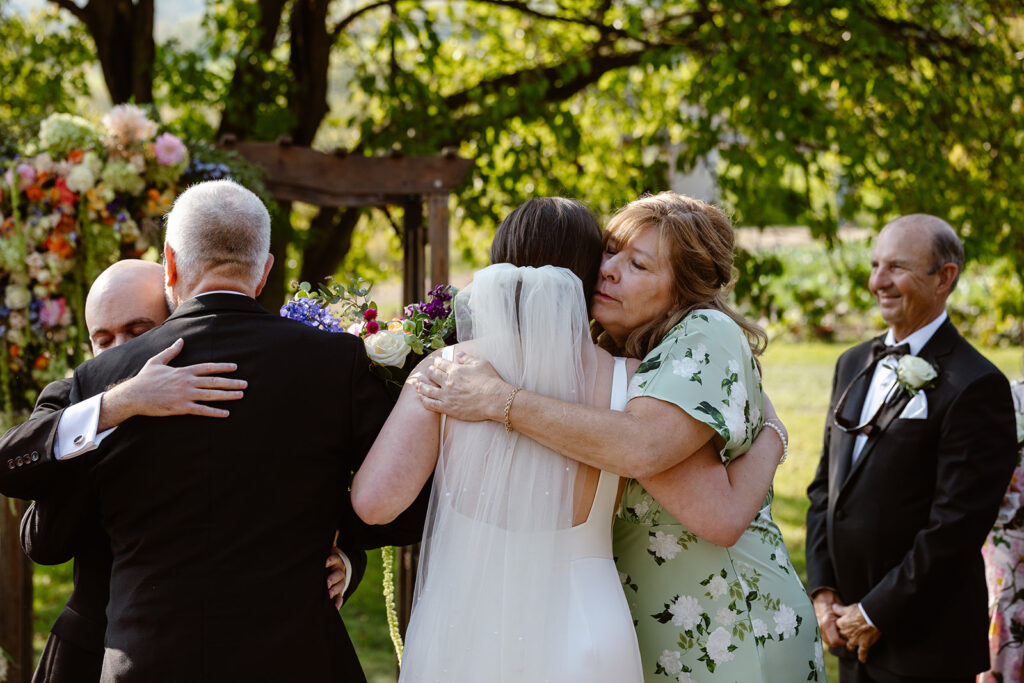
[
  {"left": 426, "top": 194, "right": 449, "bottom": 287},
  {"left": 0, "top": 497, "right": 33, "bottom": 683},
  {"left": 401, "top": 197, "right": 425, "bottom": 306}
]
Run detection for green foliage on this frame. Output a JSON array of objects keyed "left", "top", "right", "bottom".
[
  {"left": 16, "top": 0, "right": 1024, "bottom": 300},
  {"left": 0, "top": 3, "right": 94, "bottom": 136},
  {"left": 735, "top": 238, "right": 1024, "bottom": 345}
]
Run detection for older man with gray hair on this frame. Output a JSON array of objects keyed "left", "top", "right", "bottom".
[
  {"left": 62, "top": 180, "right": 424, "bottom": 683},
  {"left": 806, "top": 213, "right": 1017, "bottom": 682}
]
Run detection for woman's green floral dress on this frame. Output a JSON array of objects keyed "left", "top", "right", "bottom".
[{"left": 613, "top": 309, "right": 824, "bottom": 682}]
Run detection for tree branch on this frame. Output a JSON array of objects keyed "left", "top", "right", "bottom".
[
  {"left": 329, "top": 0, "right": 391, "bottom": 45},
  {"left": 47, "top": 0, "right": 87, "bottom": 23}
]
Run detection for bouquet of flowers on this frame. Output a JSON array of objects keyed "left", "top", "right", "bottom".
[
  {"left": 281, "top": 279, "right": 457, "bottom": 392},
  {"left": 280, "top": 278, "right": 458, "bottom": 661}
]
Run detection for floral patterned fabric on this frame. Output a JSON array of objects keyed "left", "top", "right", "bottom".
[
  {"left": 979, "top": 380, "right": 1024, "bottom": 683},
  {"left": 613, "top": 309, "right": 824, "bottom": 682}
]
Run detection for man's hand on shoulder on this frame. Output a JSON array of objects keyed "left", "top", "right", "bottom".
[{"left": 98, "top": 339, "right": 247, "bottom": 431}]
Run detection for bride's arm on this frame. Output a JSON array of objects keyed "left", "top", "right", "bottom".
[
  {"left": 417, "top": 355, "right": 714, "bottom": 479},
  {"left": 638, "top": 402, "right": 785, "bottom": 546},
  {"left": 351, "top": 353, "right": 443, "bottom": 525}
]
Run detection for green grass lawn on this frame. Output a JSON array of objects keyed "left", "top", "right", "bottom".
[{"left": 30, "top": 341, "right": 1023, "bottom": 682}]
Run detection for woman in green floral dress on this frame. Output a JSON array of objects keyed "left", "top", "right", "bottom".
[{"left": 418, "top": 192, "right": 824, "bottom": 681}]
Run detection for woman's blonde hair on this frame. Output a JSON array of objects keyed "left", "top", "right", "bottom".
[{"left": 592, "top": 192, "right": 767, "bottom": 360}]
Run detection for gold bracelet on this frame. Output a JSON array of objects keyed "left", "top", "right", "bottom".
[
  {"left": 504, "top": 386, "right": 522, "bottom": 434},
  {"left": 762, "top": 420, "right": 788, "bottom": 464}
]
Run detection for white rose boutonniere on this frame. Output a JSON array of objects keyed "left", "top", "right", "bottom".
[
  {"left": 1014, "top": 412, "right": 1024, "bottom": 446},
  {"left": 895, "top": 355, "right": 938, "bottom": 396},
  {"left": 364, "top": 329, "right": 413, "bottom": 368}
]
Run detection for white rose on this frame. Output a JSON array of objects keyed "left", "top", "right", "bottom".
[
  {"left": 672, "top": 357, "right": 700, "bottom": 377},
  {"left": 706, "top": 574, "right": 729, "bottom": 600},
  {"left": 668, "top": 595, "right": 702, "bottom": 630},
  {"left": 676, "top": 673, "right": 696, "bottom": 683},
  {"left": 5, "top": 283, "right": 31, "bottom": 310},
  {"left": 649, "top": 531, "right": 682, "bottom": 561},
  {"left": 751, "top": 617, "right": 769, "bottom": 638},
  {"left": 814, "top": 642, "right": 825, "bottom": 671},
  {"left": 774, "top": 603, "right": 798, "bottom": 639},
  {"left": 896, "top": 355, "right": 937, "bottom": 390},
  {"left": 65, "top": 163, "right": 96, "bottom": 193},
  {"left": 1015, "top": 412, "right": 1024, "bottom": 445},
  {"left": 363, "top": 330, "right": 412, "bottom": 367},
  {"left": 705, "top": 627, "right": 735, "bottom": 664},
  {"left": 658, "top": 650, "right": 683, "bottom": 675},
  {"left": 715, "top": 607, "right": 737, "bottom": 627}
]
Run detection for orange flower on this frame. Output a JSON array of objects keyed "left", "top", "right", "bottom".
[
  {"left": 68, "top": 149, "right": 84, "bottom": 163},
  {"left": 9, "top": 345, "right": 19, "bottom": 358},
  {"left": 44, "top": 232, "right": 74, "bottom": 258},
  {"left": 25, "top": 186, "right": 45, "bottom": 202},
  {"left": 387, "top": 319, "right": 406, "bottom": 333},
  {"left": 33, "top": 355, "right": 49, "bottom": 371}
]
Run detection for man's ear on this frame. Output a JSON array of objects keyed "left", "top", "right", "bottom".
[
  {"left": 935, "top": 262, "right": 958, "bottom": 296},
  {"left": 254, "top": 253, "right": 274, "bottom": 297},
  {"left": 163, "top": 243, "right": 178, "bottom": 288}
]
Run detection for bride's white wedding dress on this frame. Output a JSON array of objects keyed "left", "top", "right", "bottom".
[{"left": 398, "top": 264, "right": 642, "bottom": 683}]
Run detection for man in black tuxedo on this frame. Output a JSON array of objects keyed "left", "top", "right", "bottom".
[
  {"left": 60, "top": 180, "right": 420, "bottom": 682},
  {"left": 1, "top": 259, "right": 252, "bottom": 683},
  {"left": 806, "top": 214, "right": 1017, "bottom": 682}
]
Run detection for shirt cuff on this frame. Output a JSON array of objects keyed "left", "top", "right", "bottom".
[
  {"left": 857, "top": 603, "right": 876, "bottom": 629},
  {"left": 54, "top": 393, "right": 115, "bottom": 460},
  {"left": 337, "top": 550, "right": 353, "bottom": 606}
]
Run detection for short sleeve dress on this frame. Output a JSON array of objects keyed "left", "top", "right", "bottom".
[{"left": 612, "top": 309, "right": 825, "bottom": 682}]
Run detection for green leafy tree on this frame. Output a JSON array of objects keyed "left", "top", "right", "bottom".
[{"left": 24, "top": 0, "right": 1024, "bottom": 306}]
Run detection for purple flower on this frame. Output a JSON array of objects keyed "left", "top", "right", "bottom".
[
  {"left": 365, "top": 320, "right": 380, "bottom": 334},
  {"left": 280, "top": 298, "right": 345, "bottom": 333},
  {"left": 363, "top": 308, "right": 377, "bottom": 321}
]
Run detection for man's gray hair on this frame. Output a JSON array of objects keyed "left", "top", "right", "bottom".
[
  {"left": 164, "top": 180, "right": 271, "bottom": 289},
  {"left": 886, "top": 213, "right": 965, "bottom": 291}
]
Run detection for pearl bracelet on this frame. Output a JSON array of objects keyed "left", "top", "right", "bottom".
[{"left": 763, "top": 420, "right": 788, "bottom": 464}]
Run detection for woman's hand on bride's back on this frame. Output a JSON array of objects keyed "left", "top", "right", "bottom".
[{"left": 416, "top": 352, "right": 510, "bottom": 422}]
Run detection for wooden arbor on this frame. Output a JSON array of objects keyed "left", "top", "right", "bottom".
[
  {"left": 224, "top": 139, "right": 473, "bottom": 304},
  {"left": 224, "top": 139, "right": 473, "bottom": 638}
]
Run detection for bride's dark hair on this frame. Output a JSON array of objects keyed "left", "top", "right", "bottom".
[{"left": 490, "top": 197, "right": 603, "bottom": 305}]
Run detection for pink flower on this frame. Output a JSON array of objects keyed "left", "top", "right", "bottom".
[
  {"left": 363, "top": 308, "right": 378, "bottom": 321},
  {"left": 365, "top": 320, "right": 380, "bottom": 334},
  {"left": 153, "top": 133, "right": 186, "bottom": 165},
  {"left": 102, "top": 104, "right": 157, "bottom": 146},
  {"left": 16, "top": 163, "right": 36, "bottom": 186},
  {"left": 39, "top": 297, "right": 66, "bottom": 328}
]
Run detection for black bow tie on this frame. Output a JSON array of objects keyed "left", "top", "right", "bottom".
[
  {"left": 870, "top": 339, "right": 910, "bottom": 363},
  {"left": 832, "top": 340, "right": 912, "bottom": 435}
]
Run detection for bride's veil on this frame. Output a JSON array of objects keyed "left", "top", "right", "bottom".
[{"left": 399, "top": 263, "right": 596, "bottom": 682}]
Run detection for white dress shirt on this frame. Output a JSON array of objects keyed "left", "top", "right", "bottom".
[{"left": 852, "top": 311, "right": 946, "bottom": 628}]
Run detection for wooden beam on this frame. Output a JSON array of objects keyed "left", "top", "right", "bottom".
[
  {"left": 222, "top": 141, "right": 473, "bottom": 206},
  {"left": 426, "top": 194, "right": 450, "bottom": 287},
  {"left": 401, "top": 197, "right": 425, "bottom": 306}
]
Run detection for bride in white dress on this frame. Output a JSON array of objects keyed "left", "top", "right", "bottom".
[{"left": 351, "top": 198, "right": 643, "bottom": 683}]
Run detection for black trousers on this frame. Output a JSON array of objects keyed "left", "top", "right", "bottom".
[
  {"left": 838, "top": 657, "right": 974, "bottom": 683},
  {"left": 32, "top": 633, "right": 103, "bottom": 683}
]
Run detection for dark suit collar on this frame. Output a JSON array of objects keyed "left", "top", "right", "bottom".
[
  {"left": 165, "top": 293, "right": 269, "bottom": 323},
  {"left": 837, "top": 318, "right": 956, "bottom": 493}
]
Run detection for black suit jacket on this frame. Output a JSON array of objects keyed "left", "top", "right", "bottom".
[
  {"left": 66, "top": 293, "right": 421, "bottom": 683},
  {"left": 806, "top": 318, "right": 1017, "bottom": 678},
  {"left": 0, "top": 378, "right": 70, "bottom": 501},
  {"left": 1, "top": 379, "right": 107, "bottom": 682}
]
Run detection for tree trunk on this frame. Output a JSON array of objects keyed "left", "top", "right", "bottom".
[
  {"left": 288, "top": 0, "right": 331, "bottom": 147},
  {"left": 0, "top": 498, "right": 32, "bottom": 683},
  {"left": 297, "top": 208, "right": 361, "bottom": 287},
  {"left": 49, "top": 0, "right": 155, "bottom": 105}
]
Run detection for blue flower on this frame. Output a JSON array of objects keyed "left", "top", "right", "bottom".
[{"left": 280, "top": 298, "right": 345, "bottom": 333}]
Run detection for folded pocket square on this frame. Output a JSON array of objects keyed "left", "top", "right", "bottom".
[{"left": 899, "top": 392, "right": 928, "bottom": 419}]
